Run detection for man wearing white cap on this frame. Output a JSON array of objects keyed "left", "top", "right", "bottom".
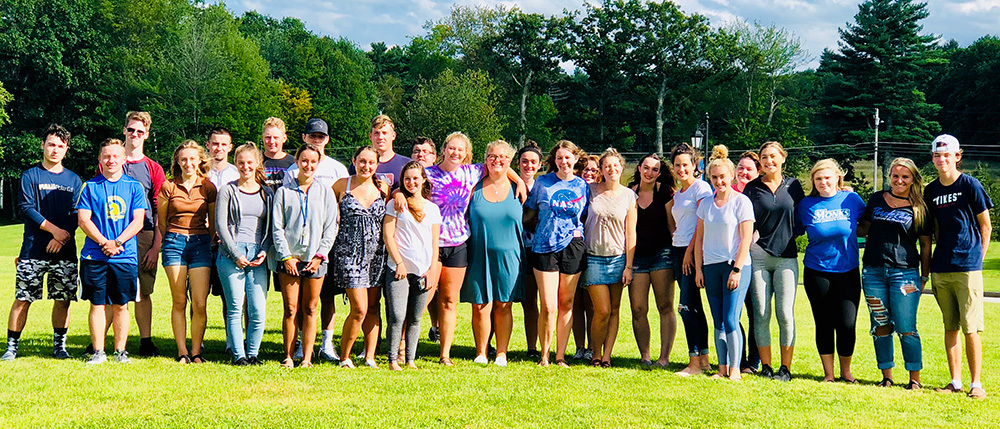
[{"left": 922, "top": 134, "right": 992, "bottom": 399}]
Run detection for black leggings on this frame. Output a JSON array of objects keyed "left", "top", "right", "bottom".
[{"left": 803, "top": 267, "right": 860, "bottom": 357}]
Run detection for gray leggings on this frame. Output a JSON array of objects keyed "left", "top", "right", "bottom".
[
  {"left": 385, "top": 273, "right": 430, "bottom": 363},
  {"left": 749, "top": 243, "right": 798, "bottom": 348}
]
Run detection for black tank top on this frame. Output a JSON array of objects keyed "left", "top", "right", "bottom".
[{"left": 634, "top": 183, "right": 673, "bottom": 258}]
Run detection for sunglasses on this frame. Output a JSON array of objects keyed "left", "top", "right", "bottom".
[{"left": 126, "top": 127, "right": 147, "bottom": 137}]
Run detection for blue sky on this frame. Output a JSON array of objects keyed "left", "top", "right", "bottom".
[{"left": 219, "top": 0, "right": 1000, "bottom": 69}]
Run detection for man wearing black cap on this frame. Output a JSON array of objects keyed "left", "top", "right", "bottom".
[{"left": 282, "top": 118, "right": 349, "bottom": 188}]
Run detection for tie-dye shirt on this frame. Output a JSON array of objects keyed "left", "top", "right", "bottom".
[
  {"left": 426, "top": 163, "right": 485, "bottom": 247},
  {"left": 525, "top": 173, "right": 589, "bottom": 254}
]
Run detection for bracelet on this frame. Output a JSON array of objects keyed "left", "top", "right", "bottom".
[
  {"left": 624, "top": 266, "right": 632, "bottom": 270},
  {"left": 313, "top": 253, "right": 328, "bottom": 263}
]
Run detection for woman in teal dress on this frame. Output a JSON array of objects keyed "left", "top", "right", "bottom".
[{"left": 463, "top": 140, "right": 524, "bottom": 367}]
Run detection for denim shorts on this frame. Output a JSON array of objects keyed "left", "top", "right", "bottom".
[
  {"left": 161, "top": 232, "right": 213, "bottom": 268},
  {"left": 583, "top": 253, "right": 626, "bottom": 286},
  {"left": 633, "top": 247, "right": 672, "bottom": 274}
]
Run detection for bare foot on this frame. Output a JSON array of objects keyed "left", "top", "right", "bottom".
[
  {"left": 710, "top": 373, "right": 724, "bottom": 379},
  {"left": 539, "top": 359, "right": 550, "bottom": 367},
  {"left": 676, "top": 366, "right": 703, "bottom": 377},
  {"left": 729, "top": 373, "right": 742, "bottom": 382},
  {"left": 654, "top": 358, "right": 669, "bottom": 367},
  {"left": 407, "top": 361, "right": 418, "bottom": 370},
  {"left": 389, "top": 362, "right": 403, "bottom": 371}
]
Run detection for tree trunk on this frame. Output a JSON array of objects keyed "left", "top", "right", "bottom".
[
  {"left": 656, "top": 77, "right": 667, "bottom": 155},
  {"left": 519, "top": 70, "right": 533, "bottom": 147}
]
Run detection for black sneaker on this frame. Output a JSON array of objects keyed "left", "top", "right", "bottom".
[
  {"left": 487, "top": 344, "right": 497, "bottom": 359},
  {"left": 84, "top": 343, "right": 95, "bottom": 356},
  {"left": 247, "top": 356, "right": 263, "bottom": 366},
  {"left": 428, "top": 327, "right": 440, "bottom": 343},
  {"left": 138, "top": 338, "right": 161, "bottom": 357},
  {"left": 759, "top": 364, "right": 774, "bottom": 378},
  {"left": 774, "top": 365, "right": 792, "bottom": 382},
  {"left": 526, "top": 349, "right": 541, "bottom": 359},
  {"left": 233, "top": 357, "right": 249, "bottom": 366}
]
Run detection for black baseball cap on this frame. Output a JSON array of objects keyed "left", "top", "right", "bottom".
[{"left": 303, "top": 118, "right": 329, "bottom": 136}]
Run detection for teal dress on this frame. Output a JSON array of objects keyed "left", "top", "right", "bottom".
[{"left": 462, "top": 180, "right": 524, "bottom": 304}]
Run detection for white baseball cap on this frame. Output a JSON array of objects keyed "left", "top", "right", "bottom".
[{"left": 931, "top": 134, "right": 960, "bottom": 153}]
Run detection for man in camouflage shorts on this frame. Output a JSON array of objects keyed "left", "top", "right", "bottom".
[{"left": 3, "top": 124, "right": 83, "bottom": 361}]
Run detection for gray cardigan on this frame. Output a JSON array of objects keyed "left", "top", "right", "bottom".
[
  {"left": 215, "top": 181, "right": 274, "bottom": 262},
  {"left": 269, "top": 179, "right": 339, "bottom": 271}
]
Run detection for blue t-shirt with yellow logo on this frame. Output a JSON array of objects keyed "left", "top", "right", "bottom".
[
  {"left": 75, "top": 174, "right": 148, "bottom": 263},
  {"left": 525, "top": 173, "right": 588, "bottom": 254}
]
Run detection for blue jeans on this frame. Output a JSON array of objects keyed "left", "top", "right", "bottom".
[
  {"left": 161, "top": 232, "right": 213, "bottom": 268},
  {"left": 862, "top": 266, "right": 922, "bottom": 371},
  {"left": 672, "top": 246, "right": 708, "bottom": 357},
  {"left": 217, "top": 242, "right": 268, "bottom": 360},
  {"left": 704, "top": 262, "right": 751, "bottom": 369}
]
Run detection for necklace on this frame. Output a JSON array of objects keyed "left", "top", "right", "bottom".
[{"left": 889, "top": 192, "right": 909, "bottom": 200}]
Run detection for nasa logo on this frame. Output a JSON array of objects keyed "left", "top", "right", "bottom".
[{"left": 550, "top": 189, "right": 584, "bottom": 219}]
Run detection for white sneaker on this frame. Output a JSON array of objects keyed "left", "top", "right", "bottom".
[
  {"left": 113, "top": 350, "right": 131, "bottom": 364},
  {"left": 319, "top": 347, "right": 339, "bottom": 362},
  {"left": 473, "top": 355, "right": 488, "bottom": 365},
  {"left": 495, "top": 356, "right": 507, "bottom": 367},
  {"left": 1, "top": 349, "right": 15, "bottom": 361},
  {"left": 293, "top": 340, "right": 304, "bottom": 360},
  {"left": 87, "top": 350, "right": 107, "bottom": 365}
]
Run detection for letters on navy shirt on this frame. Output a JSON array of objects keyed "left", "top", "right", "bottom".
[
  {"left": 923, "top": 173, "right": 994, "bottom": 272},
  {"left": 18, "top": 164, "right": 83, "bottom": 260}
]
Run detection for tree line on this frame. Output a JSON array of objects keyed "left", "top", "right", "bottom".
[{"left": 1, "top": 0, "right": 998, "bottom": 215}]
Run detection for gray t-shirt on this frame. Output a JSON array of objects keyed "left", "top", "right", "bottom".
[{"left": 235, "top": 189, "right": 267, "bottom": 244}]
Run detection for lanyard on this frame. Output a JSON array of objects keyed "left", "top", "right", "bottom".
[{"left": 298, "top": 182, "right": 311, "bottom": 244}]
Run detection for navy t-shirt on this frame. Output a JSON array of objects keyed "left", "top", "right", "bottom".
[
  {"left": 924, "top": 173, "right": 994, "bottom": 272},
  {"left": 525, "top": 173, "right": 588, "bottom": 254},
  {"left": 796, "top": 191, "right": 865, "bottom": 273},
  {"left": 861, "top": 191, "right": 929, "bottom": 269},
  {"left": 263, "top": 154, "right": 295, "bottom": 191},
  {"left": 18, "top": 164, "right": 83, "bottom": 260}
]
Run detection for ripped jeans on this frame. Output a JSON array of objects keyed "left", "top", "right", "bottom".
[{"left": 861, "top": 266, "right": 923, "bottom": 371}]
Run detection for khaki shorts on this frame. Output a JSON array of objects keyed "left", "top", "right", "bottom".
[
  {"left": 136, "top": 230, "right": 158, "bottom": 296},
  {"left": 931, "top": 271, "right": 984, "bottom": 334}
]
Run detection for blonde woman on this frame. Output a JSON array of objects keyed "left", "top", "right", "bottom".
[
  {"left": 795, "top": 159, "right": 865, "bottom": 383},
  {"left": 693, "top": 145, "right": 755, "bottom": 381},
  {"left": 857, "top": 158, "right": 930, "bottom": 390},
  {"left": 158, "top": 141, "right": 216, "bottom": 364}
]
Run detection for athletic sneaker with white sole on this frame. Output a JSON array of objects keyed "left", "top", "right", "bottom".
[
  {"left": 114, "top": 350, "right": 131, "bottom": 364},
  {"left": 87, "top": 350, "right": 107, "bottom": 365}
]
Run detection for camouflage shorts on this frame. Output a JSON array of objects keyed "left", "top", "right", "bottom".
[{"left": 15, "top": 259, "right": 79, "bottom": 302}]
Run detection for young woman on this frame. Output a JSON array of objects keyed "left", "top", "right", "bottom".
[
  {"left": 216, "top": 143, "right": 272, "bottom": 366},
  {"left": 743, "top": 141, "right": 804, "bottom": 381},
  {"left": 670, "top": 143, "right": 713, "bottom": 376},
  {"left": 518, "top": 141, "right": 543, "bottom": 359},
  {"left": 796, "top": 159, "right": 865, "bottom": 383},
  {"left": 271, "top": 144, "right": 339, "bottom": 368},
  {"left": 628, "top": 153, "right": 676, "bottom": 368},
  {"left": 572, "top": 154, "right": 599, "bottom": 361},
  {"left": 463, "top": 140, "right": 524, "bottom": 367},
  {"left": 383, "top": 161, "right": 441, "bottom": 371},
  {"left": 857, "top": 157, "right": 930, "bottom": 390},
  {"left": 694, "top": 145, "right": 755, "bottom": 381},
  {"left": 158, "top": 141, "right": 216, "bottom": 364},
  {"left": 524, "top": 140, "right": 589, "bottom": 367},
  {"left": 423, "top": 132, "right": 524, "bottom": 366},
  {"left": 734, "top": 150, "right": 761, "bottom": 373},
  {"left": 583, "top": 148, "right": 637, "bottom": 368},
  {"left": 334, "top": 146, "right": 389, "bottom": 369}
]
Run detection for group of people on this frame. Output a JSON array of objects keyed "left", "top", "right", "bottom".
[{"left": 1, "top": 111, "right": 990, "bottom": 398}]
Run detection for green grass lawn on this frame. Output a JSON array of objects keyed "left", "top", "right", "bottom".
[{"left": 0, "top": 224, "right": 998, "bottom": 427}]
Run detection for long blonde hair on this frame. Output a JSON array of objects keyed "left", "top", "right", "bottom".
[
  {"left": 808, "top": 159, "right": 845, "bottom": 197},
  {"left": 170, "top": 140, "right": 210, "bottom": 179},
  {"left": 889, "top": 157, "right": 927, "bottom": 229}
]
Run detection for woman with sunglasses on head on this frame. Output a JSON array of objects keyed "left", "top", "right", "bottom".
[
  {"left": 216, "top": 143, "right": 272, "bottom": 366},
  {"left": 271, "top": 144, "right": 339, "bottom": 368},
  {"left": 627, "top": 153, "right": 677, "bottom": 368}
]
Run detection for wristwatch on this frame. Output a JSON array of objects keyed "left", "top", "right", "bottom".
[
  {"left": 114, "top": 238, "right": 124, "bottom": 248},
  {"left": 731, "top": 266, "right": 741, "bottom": 274}
]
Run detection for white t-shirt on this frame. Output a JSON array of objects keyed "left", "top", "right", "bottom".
[
  {"left": 671, "top": 180, "right": 713, "bottom": 247},
  {"left": 385, "top": 201, "right": 443, "bottom": 276},
  {"left": 697, "top": 192, "right": 755, "bottom": 266},
  {"left": 283, "top": 155, "right": 349, "bottom": 188},
  {"left": 208, "top": 164, "right": 239, "bottom": 190}
]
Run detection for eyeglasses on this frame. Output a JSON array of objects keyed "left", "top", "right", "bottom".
[
  {"left": 486, "top": 154, "right": 510, "bottom": 161},
  {"left": 126, "top": 127, "right": 146, "bottom": 137}
]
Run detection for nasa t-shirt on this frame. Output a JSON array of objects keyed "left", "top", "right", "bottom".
[
  {"left": 796, "top": 190, "right": 865, "bottom": 273},
  {"left": 924, "top": 173, "right": 994, "bottom": 272},
  {"left": 76, "top": 174, "right": 149, "bottom": 263},
  {"left": 525, "top": 173, "right": 588, "bottom": 254}
]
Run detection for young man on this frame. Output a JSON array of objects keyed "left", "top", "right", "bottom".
[
  {"left": 120, "top": 111, "right": 166, "bottom": 357},
  {"left": 411, "top": 136, "right": 437, "bottom": 168},
  {"left": 283, "top": 118, "right": 349, "bottom": 188},
  {"left": 3, "top": 124, "right": 83, "bottom": 361},
  {"left": 207, "top": 127, "right": 239, "bottom": 189},
  {"left": 282, "top": 118, "right": 349, "bottom": 361},
  {"left": 349, "top": 114, "right": 411, "bottom": 190},
  {"left": 923, "top": 134, "right": 993, "bottom": 399},
  {"left": 262, "top": 117, "right": 295, "bottom": 191},
  {"left": 77, "top": 139, "right": 148, "bottom": 364}
]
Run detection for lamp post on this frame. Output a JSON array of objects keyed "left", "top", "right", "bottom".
[{"left": 690, "top": 113, "right": 710, "bottom": 152}]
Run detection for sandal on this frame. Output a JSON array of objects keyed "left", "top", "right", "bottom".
[
  {"left": 876, "top": 378, "right": 894, "bottom": 388},
  {"left": 904, "top": 380, "right": 922, "bottom": 391},
  {"left": 191, "top": 354, "right": 208, "bottom": 364},
  {"left": 281, "top": 357, "right": 295, "bottom": 368},
  {"left": 438, "top": 357, "right": 454, "bottom": 367},
  {"left": 555, "top": 359, "right": 570, "bottom": 368},
  {"left": 590, "top": 358, "right": 602, "bottom": 367},
  {"left": 299, "top": 361, "right": 313, "bottom": 368},
  {"left": 838, "top": 377, "right": 859, "bottom": 384},
  {"left": 600, "top": 361, "right": 611, "bottom": 368},
  {"left": 176, "top": 355, "right": 191, "bottom": 364},
  {"left": 339, "top": 358, "right": 355, "bottom": 369}
]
